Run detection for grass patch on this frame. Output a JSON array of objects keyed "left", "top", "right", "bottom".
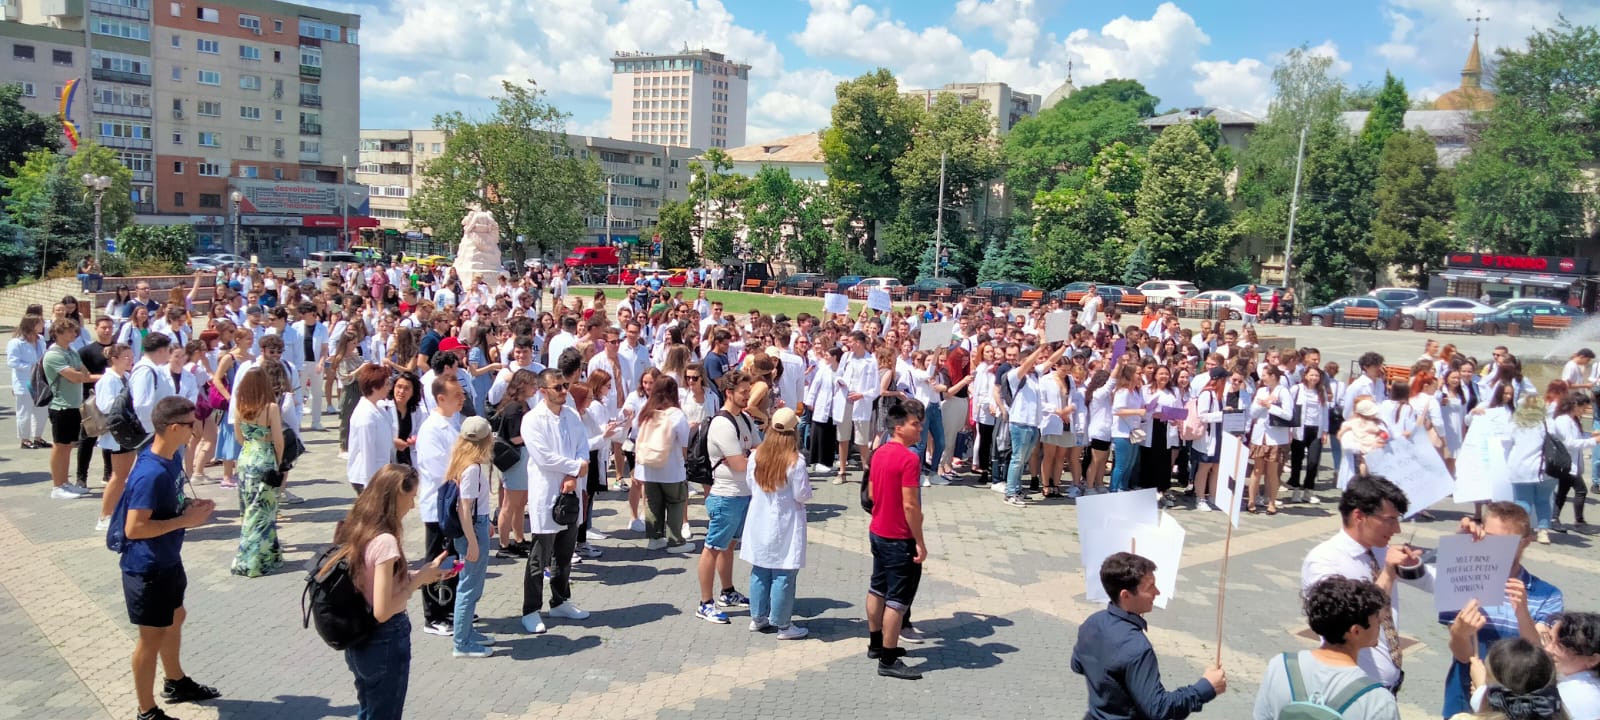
[{"left": 574, "top": 286, "right": 893, "bottom": 318}]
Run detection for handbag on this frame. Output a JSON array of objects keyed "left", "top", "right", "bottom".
[
  {"left": 552, "top": 491, "right": 581, "bottom": 526},
  {"left": 261, "top": 467, "right": 284, "bottom": 488},
  {"left": 492, "top": 437, "right": 521, "bottom": 471},
  {"left": 1269, "top": 387, "right": 1302, "bottom": 428},
  {"left": 82, "top": 392, "right": 108, "bottom": 437},
  {"left": 1542, "top": 421, "right": 1574, "bottom": 479}
]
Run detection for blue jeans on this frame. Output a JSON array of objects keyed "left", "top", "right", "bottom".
[
  {"left": 1111, "top": 438, "right": 1139, "bottom": 492},
  {"left": 750, "top": 566, "right": 799, "bottom": 627},
  {"left": 921, "top": 401, "right": 945, "bottom": 472},
  {"left": 451, "top": 515, "right": 490, "bottom": 650},
  {"left": 1330, "top": 436, "right": 1343, "bottom": 476},
  {"left": 1513, "top": 476, "right": 1559, "bottom": 530},
  {"left": 1591, "top": 416, "right": 1600, "bottom": 485},
  {"left": 1005, "top": 424, "right": 1041, "bottom": 497},
  {"left": 798, "top": 415, "right": 812, "bottom": 459},
  {"left": 343, "top": 613, "right": 411, "bottom": 720}
]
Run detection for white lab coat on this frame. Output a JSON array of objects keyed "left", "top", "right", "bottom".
[
  {"left": 805, "top": 363, "right": 845, "bottom": 425},
  {"left": 739, "top": 454, "right": 813, "bottom": 571},
  {"left": 522, "top": 401, "right": 589, "bottom": 535},
  {"left": 347, "top": 397, "right": 394, "bottom": 487}
]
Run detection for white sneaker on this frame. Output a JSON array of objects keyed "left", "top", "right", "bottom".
[
  {"left": 279, "top": 489, "right": 305, "bottom": 505},
  {"left": 337, "top": 451, "right": 349, "bottom": 460},
  {"left": 575, "top": 543, "right": 603, "bottom": 559},
  {"left": 776, "top": 624, "right": 810, "bottom": 640},
  {"left": 990, "top": 482, "right": 1007, "bottom": 494},
  {"left": 310, "top": 424, "right": 326, "bottom": 432},
  {"left": 94, "top": 515, "right": 110, "bottom": 531},
  {"left": 1196, "top": 502, "right": 1214, "bottom": 512},
  {"left": 520, "top": 612, "right": 546, "bottom": 634},
  {"left": 547, "top": 603, "right": 589, "bottom": 620},
  {"left": 920, "top": 475, "right": 932, "bottom": 488},
  {"left": 667, "top": 542, "right": 696, "bottom": 553},
  {"left": 587, "top": 529, "right": 609, "bottom": 541},
  {"left": 1305, "top": 493, "right": 1322, "bottom": 505},
  {"left": 52, "top": 486, "right": 86, "bottom": 500},
  {"left": 810, "top": 464, "right": 832, "bottom": 474},
  {"left": 928, "top": 474, "right": 950, "bottom": 486},
  {"left": 681, "top": 523, "right": 693, "bottom": 539},
  {"left": 629, "top": 518, "right": 646, "bottom": 533},
  {"left": 749, "top": 617, "right": 772, "bottom": 632},
  {"left": 66, "top": 483, "right": 92, "bottom": 495},
  {"left": 645, "top": 538, "right": 668, "bottom": 550}
]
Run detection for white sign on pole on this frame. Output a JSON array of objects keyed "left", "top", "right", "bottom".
[
  {"left": 1362, "top": 434, "right": 1455, "bottom": 518},
  {"left": 867, "top": 289, "right": 892, "bottom": 312},
  {"left": 1081, "top": 508, "right": 1186, "bottom": 609},
  {"left": 1433, "top": 534, "right": 1521, "bottom": 615},
  {"left": 1078, "top": 488, "right": 1160, "bottom": 605},
  {"left": 1044, "top": 311, "right": 1074, "bottom": 344},
  {"left": 823, "top": 293, "right": 850, "bottom": 315},
  {"left": 918, "top": 321, "right": 953, "bottom": 351},
  {"left": 1454, "top": 418, "right": 1515, "bottom": 504},
  {"left": 1213, "top": 433, "right": 1247, "bottom": 528}
]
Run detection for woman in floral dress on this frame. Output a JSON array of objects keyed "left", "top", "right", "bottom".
[{"left": 231, "top": 367, "right": 285, "bottom": 577}]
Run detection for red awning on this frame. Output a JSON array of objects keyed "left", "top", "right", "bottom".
[{"left": 302, "top": 215, "right": 381, "bottom": 228}]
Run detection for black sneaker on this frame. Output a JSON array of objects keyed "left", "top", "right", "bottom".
[
  {"left": 877, "top": 658, "right": 923, "bottom": 680},
  {"left": 161, "top": 676, "right": 220, "bottom": 703},
  {"left": 137, "top": 707, "right": 178, "bottom": 720}
]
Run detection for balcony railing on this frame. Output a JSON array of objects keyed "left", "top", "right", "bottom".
[
  {"left": 91, "top": 1, "right": 150, "bottom": 20},
  {"left": 299, "top": 122, "right": 322, "bottom": 136},
  {"left": 298, "top": 94, "right": 322, "bottom": 108},
  {"left": 299, "top": 150, "right": 320, "bottom": 163},
  {"left": 298, "top": 64, "right": 321, "bottom": 78},
  {"left": 130, "top": 170, "right": 153, "bottom": 183},
  {"left": 92, "top": 68, "right": 152, "bottom": 86},
  {"left": 98, "top": 136, "right": 153, "bottom": 150},
  {"left": 92, "top": 101, "right": 152, "bottom": 118},
  {"left": 133, "top": 202, "right": 155, "bottom": 214}
]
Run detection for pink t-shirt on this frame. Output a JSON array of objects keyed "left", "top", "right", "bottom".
[{"left": 356, "top": 533, "right": 408, "bottom": 610}]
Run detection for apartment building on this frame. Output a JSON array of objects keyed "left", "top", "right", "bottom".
[
  {"left": 0, "top": 18, "right": 85, "bottom": 122},
  {"left": 609, "top": 47, "right": 749, "bottom": 150},
  {"left": 354, "top": 128, "right": 445, "bottom": 251},
  {"left": 900, "top": 81, "right": 1041, "bottom": 135},
  {"left": 4, "top": 0, "right": 366, "bottom": 259}
]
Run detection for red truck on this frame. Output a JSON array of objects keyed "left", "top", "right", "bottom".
[{"left": 563, "top": 246, "right": 620, "bottom": 283}]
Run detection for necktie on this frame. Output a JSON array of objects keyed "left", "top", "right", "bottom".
[{"left": 1361, "top": 551, "right": 1404, "bottom": 669}]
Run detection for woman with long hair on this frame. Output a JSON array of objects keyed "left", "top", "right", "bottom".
[
  {"left": 326, "top": 464, "right": 455, "bottom": 719},
  {"left": 1439, "top": 368, "right": 1471, "bottom": 478},
  {"left": 971, "top": 343, "right": 999, "bottom": 483},
  {"left": 106, "top": 286, "right": 133, "bottom": 323},
  {"left": 1246, "top": 364, "right": 1294, "bottom": 514},
  {"left": 386, "top": 371, "right": 423, "bottom": 466},
  {"left": 211, "top": 327, "right": 254, "bottom": 488},
  {"left": 805, "top": 346, "right": 844, "bottom": 472},
  {"left": 1191, "top": 369, "right": 1227, "bottom": 509},
  {"left": 1109, "top": 362, "right": 1147, "bottom": 493},
  {"left": 938, "top": 345, "right": 972, "bottom": 479},
  {"left": 1550, "top": 391, "right": 1600, "bottom": 534},
  {"left": 1286, "top": 365, "right": 1330, "bottom": 503},
  {"left": 465, "top": 324, "right": 504, "bottom": 417},
  {"left": 7, "top": 315, "right": 48, "bottom": 449},
  {"left": 387, "top": 327, "right": 421, "bottom": 376},
  {"left": 1036, "top": 355, "right": 1073, "bottom": 498},
  {"left": 331, "top": 327, "right": 366, "bottom": 453},
  {"left": 634, "top": 374, "right": 691, "bottom": 551},
  {"left": 1138, "top": 364, "right": 1182, "bottom": 503},
  {"left": 1084, "top": 368, "right": 1114, "bottom": 493},
  {"left": 443, "top": 417, "right": 497, "bottom": 657},
  {"left": 492, "top": 369, "right": 541, "bottom": 557},
  {"left": 745, "top": 354, "right": 778, "bottom": 430},
  {"left": 117, "top": 304, "right": 152, "bottom": 363},
  {"left": 741, "top": 408, "right": 812, "bottom": 639},
  {"left": 184, "top": 339, "right": 220, "bottom": 482},
  {"left": 1447, "top": 635, "right": 1568, "bottom": 720},
  {"left": 660, "top": 344, "right": 693, "bottom": 387},
  {"left": 231, "top": 367, "right": 285, "bottom": 577},
  {"left": 94, "top": 344, "right": 138, "bottom": 527}
]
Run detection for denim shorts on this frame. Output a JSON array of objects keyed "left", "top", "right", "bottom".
[
  {"left": 703, "top": 494, "right": 751, "bottom": 551},
  {"left": 869, "top": 533, "right": 922, "bottom": 611}
]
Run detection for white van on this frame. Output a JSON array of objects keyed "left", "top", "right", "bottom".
[{"left": 304, "top": 251, "right": 359, "bottom": 273}]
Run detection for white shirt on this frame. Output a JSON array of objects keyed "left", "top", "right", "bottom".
[
  {"left": 1249, "top": 384, "right": 1294, "bottom": 446},
  {"left": 546, "top": 331, "right": 578, "bottom": 367},
  {"left": 347, "top": 397, "right": 393, "bottom": 487},
  {"left": 1301, "top": 529, "right": 1434, "bottom": 689},
  {"left": 1560, "top": 671, "right": 1600, "bottom": 720},
  {"left": 1112, "top": 387, "right": 1145, "bottom": 439},
  {"left": 415, "top": 411, "right": 462, "bottom": 525},
  {"left": 523, "top": 401, "right": 589, "bottom": 535},
  {"left": 130, "top": 357, "right": 176, "bottom": 433},
  {"left": 456, "top": 463, "right": 492, "bottom": 517},
  {"left": 838, "top": 352, "right": 879, "bottom": 423},
  {"left": 1005, "top": 366, "right": 1044, "bottom": 428},
  {"left": 739, "top": 454, "right": 813, "bottom": 571}
]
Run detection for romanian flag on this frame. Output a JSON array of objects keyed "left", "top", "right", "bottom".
[{"left": 59, "top": 78, "right": 80, "bottom": 150}]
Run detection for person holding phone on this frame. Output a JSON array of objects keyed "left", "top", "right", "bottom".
[{"left": 325, "top": 464, "right": 456, "bottom": 720}]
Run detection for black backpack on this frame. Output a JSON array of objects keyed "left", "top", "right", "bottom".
[
  {"left": 28, "top": 353, "right": 53, "bottom": 408},
  {"left": 684, "top": 411, "right": 733, "bottom": 486},
  {"left": 301, "top": 546, "right": 378, "bottom": 650},
  {"left": 104, "top": 367, "right": 152, "bottom": 450}
]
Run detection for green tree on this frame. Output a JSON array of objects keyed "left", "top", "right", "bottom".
[
  {"left": 1121, "top": 240, "right": 1154, "bottom": 285},
  {"left": 1455, "top": 20, "right": 1599, "bottom": 254},
  {"left": 1003, "top": 80, "right": 1157, "bottom": 199},
  {"left": 1129, "top": 122, "right": 1233, "bottom": 282},
  {"left": 1371, "top": 129, "right": 1457, "bottom": 284},
  {"left": 1359, "top": 72, "right": 1409, "bottom": 156},
  {"left": 884, "top": 92, "right": 1001, "bottom": 279},
  {"left": 789, "top": 185, "right": 836, "bottom": 273},
  {"left": 410, "top": 81, "right": 601, "bottom": 265},
  {"left": 1030, "top": 188, "right": 1128, "bottom": 287},
  {"left": 116, "top": 224, "right": 195, "bottom": 270},
  {"left": 687, "top": 147, "right": 750, "bottom": 265},
  {"left": 820, "top": 69, "right": 922, "bottom": 255},
  {"left": 976, "top": 225, "right": 1031, "bottom": 283},
  {"left": 0, "top": 83, "right": 60, "bottom": 178},
  {"left": 1293, "top": 120, "right": 1377, "bottom": 303},
  {"left": 3, "top": 141, "right": 132, "bottom": 276},
  {"left": 743, "top": 165, "right": 804, "bottom": 266},
  {"left": 655, "top": 199, "right": 696, "bottom": 269}
]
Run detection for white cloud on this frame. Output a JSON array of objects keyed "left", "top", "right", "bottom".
[
  {"left": 1305, "top": 40, "right": 1354, "bottom": 77},
  {"left": 1062, "top": 2, "right": 1210, "bottom": 86},
  {"left": 792, "top": 0, "right": 969, "bottom": 87},
  {"left": 1192, "top": 58, "right": 1272, "bottom": 115},
  {"left": 1376, "top": 10, "right": 1418, "bottom": 63},
  {"left": 953, "top": 0, "right": 1045, "bottom": 57},
  {"left": 1377, "top": 0, "right": 1600, "bottom": 80}
]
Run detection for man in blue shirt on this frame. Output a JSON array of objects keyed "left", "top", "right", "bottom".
[
  {"left": 118, "top": 396, "right": 220, "bottom": 720},
  {"left": 1072, "top": 552, "right": 1226, "bottom": 719}
]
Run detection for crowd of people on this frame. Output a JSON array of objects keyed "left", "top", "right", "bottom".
[{"left": 6, "top": 257, "right": 1600, "bottom": 719}]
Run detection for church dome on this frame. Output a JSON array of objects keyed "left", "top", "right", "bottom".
[
  {"left": 1041, "top": 61, "right": 1078, "bottom": 111},
  {"left": 1435, "top": 32, "right": 1495, "bottom": 111}
]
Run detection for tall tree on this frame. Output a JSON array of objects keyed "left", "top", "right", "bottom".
[
  {"left": 0, "top": 83, "right": 60, "bottom": 178},
  {"left": 976, "top": 225, "right": 1031, "bottom": 284},
  {"left": 1371, "top": 128, "right": 1457, "bottom": 284},
  {"left": 742, "top": 165, "right": 804, "bottom": 266},
  {"left": 1455, "top": 19, "right": 1599, "bottom": 255},
  {"left": 884, "top": 92, "right": 1001, "bottom": 279},
  {"left": 410, "top": 81, "right": 601, "bottom": 264},
  {"left": 1029, "top": 142, "right": 1141, "bottom": 288},
  {"left": 655, "top": 199, "right": 696, "bottom": 269},
  {"left": 1129, "top": 122, "right": 1233, "bottom": 282},
  {"left": 820, "top": 69, "right": 921, "bottom": 256},
  {"left": 3, "top": 141, "right": 132, "bottom": 276},
  {"left": 686, "top": 147, "right": 749, "bottom": 265},
  {"left": 1003, "top": 80, "right": 1157, "bottom": 199},
  {"left": 788, "top": 184, "right": 837, "bottom": 274},
  {"left": 1358, "top": 72, "right": 1410, "bottom": 155},
  {"left": 1293, "top": 120, "right": 1377, "bottom": 303}
]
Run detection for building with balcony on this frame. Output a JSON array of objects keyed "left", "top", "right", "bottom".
[
  {"left": 0, "top": 20, "right": 86, "bottom": 120},
  {"left": 609, "top": 47, "right": 749, "bottom": 150},
  {"left": 900, "top": 81, "right": 1041, "bottom": 136}
]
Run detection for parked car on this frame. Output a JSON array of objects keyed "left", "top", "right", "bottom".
[
  {"left": 1369, "top": 287, "right": 1431, "bottom": 308},
  {"left": 833, "top": 275, "right": 865, "bottom": 293},
  {"left": 209, "top": 253, "right": 250, "bottom": 269},
  {"left": 185, "top": 255, "right": 220, "bottom": 272},
  {"left": 1136, "top": 280, "right": 1199, "bottom": 305},
  {"left": 965, "top": 280, "right": 1041, "bottom": 304},
  {"left": 853, "top": 277, "right": 904, "bottom": 297},
  {"left": 1493, "top": 297, "right": 1563, "bottom": 313},
  {"left": 1400, "top": 297, "right": 1495, "bottom": 329},
  {"left": 304, "top": 251, "right": 360, "bottom": 273},
  {"left": 1308, "top": 296, "right": 1402, "bottom": 328},
  {"left": 1048, "top": 281, "right": 1095, "bottom": 302},
  {"left": 614, "top": 265, "right": 665, "bottom": 285},
  {"left": 906, "top": 276, "right": 966, "bottom": 297},
  {"left": 1472, "top": 303, "right": 1584, "bottom": 334},
  {"left": 1228, "top": 283, "right": 1283, "bottom": 297},
  {"left": 1189, "top": 290, "right": 1247, "bottom": 319},
  {"left": 778, "top": 272, "right": 827, "bottom": 293}
]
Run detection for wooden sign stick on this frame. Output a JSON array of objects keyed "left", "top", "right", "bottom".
[{"left": 1214, "top": 444, "right": 1247, "bottom": 666}]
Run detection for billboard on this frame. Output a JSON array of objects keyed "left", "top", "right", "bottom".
[{"left": 231, "top": 179, "right": 370, "bottom": 216}]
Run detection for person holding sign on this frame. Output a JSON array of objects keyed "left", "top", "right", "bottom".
[
  {"left": 1252, "top": 576, "right": 1400, "bottom": 719},
  {"left": 1072, "top": 552, "right": 1226, "bottom": 718}
]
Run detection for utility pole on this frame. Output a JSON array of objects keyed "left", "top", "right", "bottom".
[
  {"left": 934, "top": 151, "right": 946, "bottom": 279},
  {"left": 340, "top": 154, "right": 349, "bottom": 251},
  {"left": 1281, "top": 125, "right": 1308, "bottom": 288},
  {"left": 604, "top": 176, "right": 613, "bottom": 248}
]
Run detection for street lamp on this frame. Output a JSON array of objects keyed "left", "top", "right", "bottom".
[
  {"left": 230, "top": 190, "right": 243, "bottom": 257},
  {"left": 81, "top": 174, "right": 112, "bottom": 268}
]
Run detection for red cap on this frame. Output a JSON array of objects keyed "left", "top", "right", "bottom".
[{"left": 439, "top": 337, "right": 466, "bottom": 352}]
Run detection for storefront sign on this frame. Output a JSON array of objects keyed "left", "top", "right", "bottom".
[
  {"left": 1445, "top": 253, "right": 1589, "bottom": 275},
  {"left": 231, "top": 179, "right": 371, "bottom": 216}
]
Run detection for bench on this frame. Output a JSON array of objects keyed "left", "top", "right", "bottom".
[
  {"left": 1384, "top": 365, "right": 1412, "bottom": 384},
  {"left": 1333, "top": 306, "right": 1381, "bottom": 328},
  {"left": 742, "top": 278, "right": 764, "bottom": 292},
  {"left": 1180, "top": 298, "right": 1213, "bottom": 319},
  {"left": 890, "top": 286, "right": 907, "bottom": 301},
  {"left": 933, "top": 288, "right": 951, "bottom": 303},
  {"left": 1017, "top": 289, "right": 1043, "bottom": 307},
  {"left": 1116, "top": 294, "right": 1146, "bottom": 310},
  {"left": 974, "top": 288, "right": 993, "bottom": 299},
  {"left": 1431, "top": 311, "right": 1476, "bottom": 332},
  {"left": 820, "top": 282, "right": 838, "bottom": 295},
  {"left": 794, "top": 281, "right": 814, "bottom": 296},
  {"left": 1530, "top": 315, "right": 1573, "bottom": 335},
  {"left": 1063, "top": 291, "right": 1087, "bottom": 305},
  {"left": 762, "top": 280, "right": 778, "bottom": 294}
]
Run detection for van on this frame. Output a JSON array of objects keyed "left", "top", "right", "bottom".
[
  {"left": 564, "top": 246, "right": 620, "bottom": 269},
  {"left": 304, "top": 251, "right": 360, "bottom": 273}
]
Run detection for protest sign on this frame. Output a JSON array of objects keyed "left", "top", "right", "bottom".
[
  {"left": 1221, "top": 412, "right": 1247, "bottom": 434},
  {"left": 1110, "top": 338, "right": 1128, "bottom": 367},
  {"left": 1214, "top": 433, "right": 1246, "bottom": 528},
  {"left": 1433, "top": 534, "right": 1521, "bottom": 615},
  {"left": 1454, "top": 417, "right": 1515, "bottom": 504},
  {"left": 823, "top": 293, "right": 849, "bottom": 315},
  {"left": 1135, "top": 513, "right": 1186, "bottom": 609},
  {"left": 867, "top": 289, "right": 892, "bottom": 312},
  {"left": 1362, "top": 433, "right": 1453, "bottom": 518},
  {"left": 918, "top": 321, "right": 954, "bottom": 351},
  {"left": 1079, "top": 489, "right": 1161, "bottom": 604},
  {"left": 1044, "top": 312, "right": 1073, "bottom": 343}
]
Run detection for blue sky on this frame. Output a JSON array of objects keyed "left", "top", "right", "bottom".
[{"left": 333, "top": 0, "right": 1600, "bottom": 144}]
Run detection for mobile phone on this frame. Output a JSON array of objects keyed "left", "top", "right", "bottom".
[{"left": 451, "top": 559, "right": 465, "bottom": 573}]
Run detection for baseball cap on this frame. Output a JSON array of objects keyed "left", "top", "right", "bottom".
[
  {"left": 460, "top": 416, "right": 493, "bottom": 443},
  {"left": 1355, "top": 398, "right": 1380, "bottom": 418},
  {"left": 769, "top": 407, "right": 799, "bottom": 433},
  {"left": 439, "top": 337, "right": 466, "bottom": 352}
]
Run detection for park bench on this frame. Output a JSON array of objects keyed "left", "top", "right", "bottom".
[
  {"left": 1431, "top": 311, "right": 1476, "bottom": 332},
  {"left": 742, "top": 278, "right": 764, "bottom": 292},
  {"left": 1333, "top": 306, "right": 1382, "bottom": 328},
  {"left": 1064, "top": 291, "right": 1087, "bottom": 305},
  {"left": 1180, "top": 298, "right": 1213, "bottom": 319},
  {"left": 1529, "top": 315, "right": 1572, "bottom": 336},
  {"left": 1017, "top": 289, "right": 1043, "bottom": 307},
  {"left": 1384, "top": 365, "right": 1412, "bottom": 384},
  {"left": 1116, "top": 294, "right": 1146, "bottom": 311}
]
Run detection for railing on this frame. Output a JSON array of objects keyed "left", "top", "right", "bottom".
[
  {"left": 133, "top": 201, "right": 155, "bottom": 214},
  {"left": 299, "top": 64, "right": 321, "bottom": 78},
  {"left": 299, "top": 122, "right": 322, "bottom": 135},
  {"left": 98, "top": 135, "right": 153, "bottom": 150},
  {"left": 92, "top": 101, "right": 152, "bottom": 118},
  {"left": 91, "top": 0, "right": 150, "bottom": 20},
  {"left": 130, "top": 170, "right": 152, "bottom": 183},
  {"left": 298, "top": 94, "right": 322, "bottom": 108},
  {"left": 299, "top": 150, "right": 320, "bottom": 163},
  {"left": 92, "top": 68, "right": 152, "bottom": 86}
]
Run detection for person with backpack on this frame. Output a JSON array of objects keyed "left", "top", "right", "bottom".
[
  {"left": 520, "top": 369, "right": 593, "bottom": 634},
  {"left": 42, "top": 320, "right": 96, "bottom": 498},
  {"left": 96, "top": 344, "right": 143, "bottom": 531},
  {"left": 323, "top": 464, "right": 456, "bottom": 720},
  {"left": 442, "top": 416, "right": 497, "bottom": 658},
  {"left": 1253, "top": 575, "right": 1399, "bottom": 719},
  {"left": 633, "top": 374, "right": 693, "bottom": 553},
  {"left": 114, "top": 396, "right": 221, "bottom": 720},
  {"left": 696, "top": 370, "right": 760, "bottom": 624},
  {"left": 416, "top": 375, "right": 465, "bottom": 636},
  {"left": 7, "top": 314, "right": 49, "bottom": 450}
]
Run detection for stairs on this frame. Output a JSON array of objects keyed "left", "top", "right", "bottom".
[{"left": 0, "top": 278, "right": 93, "bottom": 329}]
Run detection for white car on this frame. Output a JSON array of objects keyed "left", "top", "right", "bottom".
[
  {"left": 1189, "top": 290, "right": 1246, "bottom": 319},
  {"left": 854, "top": 277, "right": 904, "bottom": 294},
  {"left": 1400, "top": 297, "right": 1495, "bottom": 329},
  {"left": 209, "top": 253, "right": 250, "bottom": 268},
  {"left": 1137, "top": 280, "right": 1199, "bottom": 305}
]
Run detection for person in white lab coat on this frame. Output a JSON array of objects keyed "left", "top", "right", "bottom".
[
  {"left": 518, "top": 369, "right": 593, "bottom": 634},
  {"left": 741, "top": 408, "right": 813, "bottom": 640}
]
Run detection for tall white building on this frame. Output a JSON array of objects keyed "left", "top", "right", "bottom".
[
  {"left": 609, "top": 48, "right": 748, "bottom": 150},
  {"left": 900, "top": 81, "right": 1041, "bottom": 136}
]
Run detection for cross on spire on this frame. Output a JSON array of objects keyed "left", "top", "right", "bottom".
[
  {"left": 1067, "top": 59, "right": 1073, "bottom": 84},
  {"left": 1467, "top": 10, "right": 1489, "bottom": 38}
]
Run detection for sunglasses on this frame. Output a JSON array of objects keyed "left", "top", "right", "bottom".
[
  {"left": 685, "top": 375, "right": 701, "bottom": 381},
  {"left": 545, "top": 383, "right": 570, "bottom": 392}
]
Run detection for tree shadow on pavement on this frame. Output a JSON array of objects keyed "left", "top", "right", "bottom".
[
  {"left": 209, "top": 693, "right": 357, "bottom": 719},
  {"left": 805, "top": 503, "right": 846, "bottom": 522},
  {"left": 905, "top": 611, "right": 1018, "bottom": 673},
  {"left": 588, "top": 563, "right": 686, "bottom": 586},
  {"left": 794, "top": 597, "right": 853, "bottom": 618},
  {"left": 0, "top": 469, "right": 49, "bottom": 488}
]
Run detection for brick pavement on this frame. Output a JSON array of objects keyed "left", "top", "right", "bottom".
[{"left": 2, "top": 373, "right": 1598, "bottom": 719}]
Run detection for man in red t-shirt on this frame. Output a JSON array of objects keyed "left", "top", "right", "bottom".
[
  {"left": 865, "top": 400, "right": 927, "bottom": 680},
  {"left": 1242, "top": 285, "right": 1261, "bottom": 325}
]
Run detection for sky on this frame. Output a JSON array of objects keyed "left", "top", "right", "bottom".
[{"left": 329, "top": 0, "right": 1600, "bottom": 146}]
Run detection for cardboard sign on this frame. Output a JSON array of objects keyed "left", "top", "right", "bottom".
[
  {"left": 1214, "top": 433, "right": 1246, "bottom": 528},
  {"left": 1221, "top": 412, "right": 1248, "bottom": 434},
  {"left": 1044, "top": 311, "right": 1074, "bottom": 343},
  {"left": 1078, "top": 488, "right": 1160, "bottom": 604},
  {"left": 1110, "top": 338, "right": 1128, "bottom": 367},
  {"left": 1433, "top": 533, "right": 1521, "bottom": 615},
  {"left": 1454, "top": 416, "right": 1516, "bottom": 504},
  {"left": 1081, "top": 506, "right": 1186, "bottom": 609},
  {"left": 823, "top": 293, "right": 849, "bottom": 315},
  {"left": 918, "top": 321, "right": 954, "bottom": 351},
  {"left": 867, "top": 289, "right": 893, "bottom": 312},
  {"left": 1362, "top": 433, "right": 1454, "bottom": 518}
]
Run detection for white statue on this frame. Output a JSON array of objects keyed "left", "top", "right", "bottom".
[{"left": 454, "top": 204, "right": 504, "bottom": 285}]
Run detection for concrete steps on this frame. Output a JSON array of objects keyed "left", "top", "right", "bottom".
[{"left": 0, "top": 277, "right": 93, "bottom": 327}]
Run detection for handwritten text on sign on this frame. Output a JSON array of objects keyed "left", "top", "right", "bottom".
[{"left": 1433, "top": 533, "right": 1520, "bottom": 615}]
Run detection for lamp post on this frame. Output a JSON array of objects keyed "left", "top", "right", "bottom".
[
  {"left": 230, "top": 190, "right": 243, "bottom": 257},
  {"left": 341, "top": 154, "right": 350, "bottom": 251},
  {"left": 81, "top": 174, "right": 112, "bottom": 268}
]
